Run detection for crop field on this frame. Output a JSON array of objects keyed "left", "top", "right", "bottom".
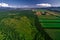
[
  {"left": 37, "top": 10, "right": 60, "bottom": 40},
  {"left": 39, "top": 15, "right": 60, "bottom": 28},
  {"left": 0, "top": 10, "right": 60, "bottom": 40},
  {"left": 36, "top": 9, "right": 60, "bottom": 28},
  {"left": 45, "top": 29, "right": 60, "bottom": 40},
  {"left": 38, "top": 15, "right": 60, "bottom": 40}
]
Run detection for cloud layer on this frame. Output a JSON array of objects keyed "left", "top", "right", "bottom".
[
  {"left": 0, "top": 3, "right": 9, "bottom": 7},
  {"left": 0, "top": 3, "right": 19, "bottom": 8},
  {"left": 0, "top": 3, "right": 29, "bottom": 8},
  {"left": 0, "top": 3, "right": 52, "bottom": 8},
  {"left": 36, "top": 3, "right": 52, "bottom": 7}
]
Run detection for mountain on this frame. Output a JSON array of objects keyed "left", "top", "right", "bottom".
[
  {"left": 0, "top": 7, "right": 60, "bottom": 12},
  {"left": 0, "top": 7, "right": 18, "bottom": 11},
  {"left": 39, "top": 7, "right": 60, "bottom": 12}
]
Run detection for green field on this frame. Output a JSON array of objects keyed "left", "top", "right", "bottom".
[
  {"left": 0, "top": 10, "right": 39, "bottom": 40},
  {"left": 0, "top": 10, "right": 60, "bottom": 40},
  {"left": 45, "top": 29, "right": 60, "bottom": 40},
  {"left": 37, "top": 10, "right": 60, "bottom": 40},
  {"left": 0, "top": 10, "right": 47, "bottom": 40},
  {"left": 38, "top": 15, "right": 60, "bottom": 28}
]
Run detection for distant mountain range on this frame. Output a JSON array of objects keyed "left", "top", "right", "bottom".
[
  {"left": 0, "top": 7, "right": 60, "bottom": 12},
  {"left": 39, "top": 7, "right": 60, "bottom": 12},
  {"left": 0, "top": 7, "right": 17, "bottom": 11}
]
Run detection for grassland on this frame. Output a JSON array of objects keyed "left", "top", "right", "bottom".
[
  {"left": 38, "top": 15, "right": 60, "bottom": 28},
  {"left": 37, "top": 10, "right": 60, "bottom": 40},
  {"left": 0, "top": 10, "right": 47, "bottom": 40},
  {"left": 44, "top": 29, "right": 60, "bottom": 40},
  {"left": 0, "top": 9, "right": 60, "bottom": 40},
  {"left": 37, "top": 9, "right": 60, "bottom": 28},
  {"left": 0, "top": 10, "right": 39, "bottom": 40}
]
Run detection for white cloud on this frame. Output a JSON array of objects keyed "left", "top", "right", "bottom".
[
  {"left": 0, "top": 2, "right": 29, "bottom": 8},
  {"left": 36, "top": 3, "right": 52, "bottom": 7},
  {"left": 0, "top": 3, "right": 9, "bottom": 7},
  {"left": 0, "top": 3, "right": 17, "bottom": 8}
]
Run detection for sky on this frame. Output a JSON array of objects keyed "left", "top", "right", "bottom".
[{"left": 0, "top": 0, "right": 60, "bottom": 8}]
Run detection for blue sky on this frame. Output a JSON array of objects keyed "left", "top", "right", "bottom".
[{"left": 0, "top": 0, "right": 60, "bottom": 8}]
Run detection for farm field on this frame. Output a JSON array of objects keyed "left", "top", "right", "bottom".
[
  {"left": 37, "top": 10, "right": 60, "bottom": 40},
  {"left": 39, "top": 15, "right": 60, "bottom": 28},
  {"left": 36, "top": 9, "right": 60, "bottom": 28},
  {"left": 45, "top": 29, "right": 60, "bottom": 40}
]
